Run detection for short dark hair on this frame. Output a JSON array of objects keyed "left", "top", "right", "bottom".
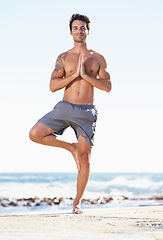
[{"left": 69, "top": 14, "right": 90, "bottom": 31}]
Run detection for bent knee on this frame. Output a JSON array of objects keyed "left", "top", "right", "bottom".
[
  {"left": 29, "top": 128, "right": 36, "bottom": 142},
  {"left": 29, "top": 128, "right": 41, "bottom": 143}
]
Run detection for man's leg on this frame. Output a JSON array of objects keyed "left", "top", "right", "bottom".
[
  {"left": 29, "top": 122, "right": 80, "bottom": 171},
  {"left": 73, "top": 136, "right": 91, "bottom": 214}
]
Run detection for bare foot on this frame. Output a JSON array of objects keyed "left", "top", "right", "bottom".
[
  {"left": 72, "top": 204, "right": 83, "bottom": 214},
  {"left": 71, "top": 143, "right": 81, "bottom": 172}
]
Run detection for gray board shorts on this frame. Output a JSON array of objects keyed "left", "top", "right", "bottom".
[{"left": 38, "top": 101, "right": 98, "bottom": 147}]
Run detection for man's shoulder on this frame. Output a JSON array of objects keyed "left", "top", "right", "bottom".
[
  {"left": 57, "top": 51, "right": 68, "bottom": 61},
  {"left": 90, "top": 49, "right": 106, "bottom": 63},
  {"left": 58, "top": 49, "right": 74, "bottom": 59},
  {"left": 90, "top": 49, "right": 105, "bottom": 58}
]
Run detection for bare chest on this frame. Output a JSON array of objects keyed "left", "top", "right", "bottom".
[{"left": 64, "top": 55, "right": 100, "bottom": 77}]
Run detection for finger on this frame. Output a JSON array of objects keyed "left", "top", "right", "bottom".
[{"left": 79, "top": 54, "right": 83, "bottom": 63}]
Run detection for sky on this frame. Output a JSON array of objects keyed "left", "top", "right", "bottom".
[{"left": 0, "top": 0, "right": 163, "bottom": 173}]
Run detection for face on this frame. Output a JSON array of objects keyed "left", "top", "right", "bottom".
[{"left": 70, "top": 20, "right": 89, "bottom": 43}]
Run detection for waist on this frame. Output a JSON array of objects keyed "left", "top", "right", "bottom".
[{"left": 61, "top": 100, "right": 96, "bottom": 109}]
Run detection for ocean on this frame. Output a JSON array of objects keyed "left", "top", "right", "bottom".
[{"left": 0, "top": 172, "right": 163, "bottom": 213}]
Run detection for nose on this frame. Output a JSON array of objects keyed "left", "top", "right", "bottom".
[{"left": 77, "top": 28, "right": 83, "bottom": 33}]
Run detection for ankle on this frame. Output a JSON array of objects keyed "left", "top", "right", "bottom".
[{"left": 73, "top": 197, "right": 81, "bottom": 207}]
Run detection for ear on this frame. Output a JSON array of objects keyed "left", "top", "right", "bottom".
[{"left": 70, "top": 30, "right": 72, "bottom": 36}]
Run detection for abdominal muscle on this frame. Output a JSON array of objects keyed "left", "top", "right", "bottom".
[{"left": 62, "top": 77, "right": 94, "bottom": 105}]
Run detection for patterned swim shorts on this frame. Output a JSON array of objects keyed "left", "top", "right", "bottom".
[{"left": 38, "top": 101, "right": 98, "bottom": 146}]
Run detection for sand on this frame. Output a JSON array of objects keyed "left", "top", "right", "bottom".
[{"left": 0, "top": 206, "right": 163, "bottom": 240}]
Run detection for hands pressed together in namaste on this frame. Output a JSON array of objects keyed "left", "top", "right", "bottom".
[{"left": 74, "top": 54, "right": 86, "bottom": 79}]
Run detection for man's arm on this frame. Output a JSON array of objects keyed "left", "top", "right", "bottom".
[
  {"left": 80, "top": 54, "right": 111, "bottom": 93},
  {"left": 49, "top": 52, "right": 80, "bottom": 92}
]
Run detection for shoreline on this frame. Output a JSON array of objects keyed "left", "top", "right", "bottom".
[
  {"left": 1, "top": 195, "right": 163, "bottom": 209},
  {"left": 0, "top": 206, "right": 163, "bottom": 240}
]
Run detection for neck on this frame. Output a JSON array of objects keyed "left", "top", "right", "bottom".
[{"left": 73, "top": 42, "right": 88, "bottom": 54}]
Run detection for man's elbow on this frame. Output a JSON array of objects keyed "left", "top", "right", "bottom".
[
  {"left": 49, "top": 84, "right": 56, "bottom": 92},
  {"left": 105, "top": 80, "right": 112, "bottom": 93},
  {"left": 105, "top": 88, "right": 111, "bottom": 93}
]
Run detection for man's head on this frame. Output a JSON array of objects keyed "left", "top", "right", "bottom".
[
  {"left": 69, "top": 14, "right": 90, "bottom": 43},
  {"left": 69, "top": 14, "right": 90, "bottom": 32}
]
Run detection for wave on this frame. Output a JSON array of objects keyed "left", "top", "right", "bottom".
[
  {"left": 0, "top": 173, "right": 163, "bottom": 199},
  {"left": 87, "top": 176, "right": 163, "bottom": 194},
  {"left": 0, "top": 173, "right": 163, "bottom": 213},
  {"left": 0, "top": 182, "right": 76, "bottom": 199}
]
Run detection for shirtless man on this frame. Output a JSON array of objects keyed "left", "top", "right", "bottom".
[{"left": 29, "top": 14, "right": 111, "bottom": 214}]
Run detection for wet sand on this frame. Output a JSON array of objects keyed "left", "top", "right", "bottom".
[{"left": 0, "top": 206, "right": 163, "bottom": 240}]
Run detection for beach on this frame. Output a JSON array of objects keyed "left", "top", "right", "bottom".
[
  {"left": 0, "top": 206, "right": 163, "bottom": 240},
  {"left": 0, "top": 172, "right": 163, "bottom": 239}
]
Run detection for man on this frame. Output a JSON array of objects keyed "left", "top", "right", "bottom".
[{"left": 29, "top": 14, "right": 111, "bottom": 214}]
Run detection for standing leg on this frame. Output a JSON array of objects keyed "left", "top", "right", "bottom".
[
  {"left": 29, "top": 122, "right": 80, "bottom": 171},
  {"left": 73, "top": 136, "right": 91, "bottom": 214}
]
